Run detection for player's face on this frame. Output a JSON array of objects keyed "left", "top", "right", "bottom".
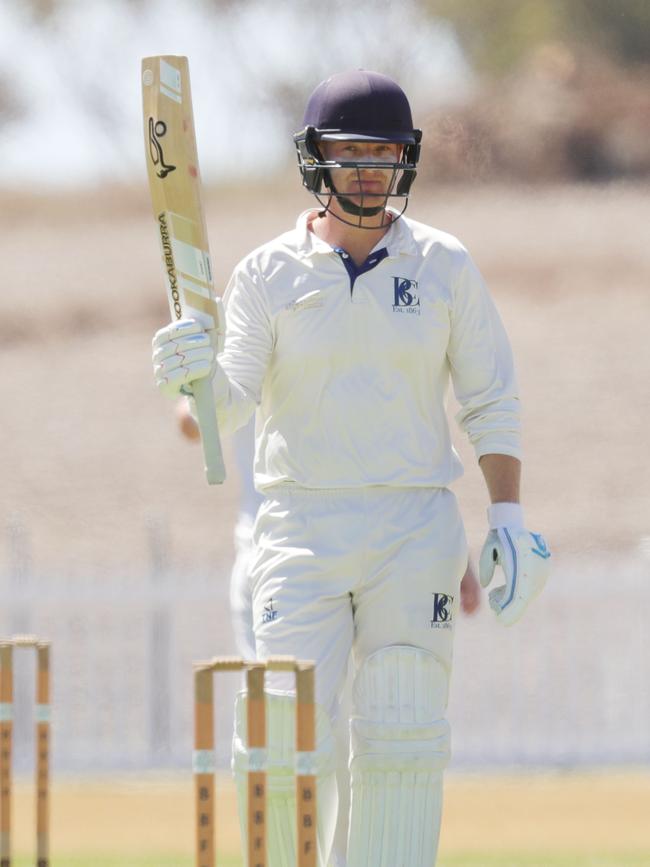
[{"left": 321, "top": 140, "right": 402, "bottom": 204}]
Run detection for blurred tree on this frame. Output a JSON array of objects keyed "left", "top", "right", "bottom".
[
  {"left": 571, "top": 0, "right": 650, "bottom": 64},
  {"left": 426, "top": 0, "right": 650, "bottom": 72},
  {"left": 425, "top": 0, "right": 564, "bottom": 73},
  {"left": 20, "top": 0, "right": 57, "bottom": 21}
]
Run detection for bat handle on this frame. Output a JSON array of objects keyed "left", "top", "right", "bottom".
[{"left": 192, "top": 377, "right": 226, "bottom": 485}]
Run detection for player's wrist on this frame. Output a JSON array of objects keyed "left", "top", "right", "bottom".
[{"left": 487, "top": 502, "right": 524, "bottom": 529}]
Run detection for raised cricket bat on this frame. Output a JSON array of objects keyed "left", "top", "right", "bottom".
[{"left": 142, "top": 55, "right": 226, "bottom": 484}]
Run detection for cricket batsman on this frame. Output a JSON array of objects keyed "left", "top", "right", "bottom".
[{"left": 154, "top": 70, "right": 551, "bottom": 867}]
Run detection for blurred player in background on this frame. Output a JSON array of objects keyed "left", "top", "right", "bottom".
[
  {"left": 177, "top": 402, "right": 262, "bottom": 657},
  {"left": 155, "top": 70, "right": 550, "bottom": 866}
]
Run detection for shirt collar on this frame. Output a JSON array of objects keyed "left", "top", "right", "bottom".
[
  {"left": 295, "top": 210, "right": 333, "bottom": 258},
  {"left": 295, "top": 208, "right": 418, "bottom": 260}
]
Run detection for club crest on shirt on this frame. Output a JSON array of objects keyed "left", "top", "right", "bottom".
[
  {"left": 392, "top": 277, "right": 420, "bottom": 315},
  {"left": 430, "top": 593, "right": 454, "bottom": 628}
]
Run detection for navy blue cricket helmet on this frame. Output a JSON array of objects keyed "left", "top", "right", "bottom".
[{"left": 294, "top": 69, "right": 422, "bottom": 222}]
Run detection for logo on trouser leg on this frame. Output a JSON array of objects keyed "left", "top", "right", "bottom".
[
  {"left": 430, "top": 593, "right": 454, "bottom": 628},
  {"left": 262, "top": 597, "right": 278, "bottom": 624}
]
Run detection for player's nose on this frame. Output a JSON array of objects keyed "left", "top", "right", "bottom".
[{"left": 358, "top": 154, "right": 384, "bottom": 172}]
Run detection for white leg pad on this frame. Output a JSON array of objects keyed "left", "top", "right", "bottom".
[
  {"left": 347, "top": 646, "right": 451, "bottom": 867},
  {"left": 233, "top": 690, "right": 339, "bottom": 867}
]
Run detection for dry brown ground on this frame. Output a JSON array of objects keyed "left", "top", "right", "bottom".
[
  {"left": 0, "top": 180, "right": 649, "bottom": 578},
  {"left": 9, "top": 772, "right": 650, "bottom": 858}
]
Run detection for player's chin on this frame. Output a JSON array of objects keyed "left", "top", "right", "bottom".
[{"left": 337, "top": 190, "right": 388, "bottom": 208}]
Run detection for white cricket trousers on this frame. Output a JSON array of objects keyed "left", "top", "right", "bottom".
[
  {"left": 250, "top": 485, "right": 467, "bottom": 716},
  {"left": 243, "top": 485, "right": 467, "bottom": 866}
]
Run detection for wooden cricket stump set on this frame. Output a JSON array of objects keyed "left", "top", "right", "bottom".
[
  {"left": 0, "top": 636, "right": 50, "bottom": 867},
  {"left": 194, "top": 656, "right": 318, "bottom": 867}
]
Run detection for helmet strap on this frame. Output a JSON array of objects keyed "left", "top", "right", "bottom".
[
  {"left": 313, "top": 191, "right": 400, "bottom": 229},
  {"left": 337, "top": 194, "right": 385, "bottom": 218}
]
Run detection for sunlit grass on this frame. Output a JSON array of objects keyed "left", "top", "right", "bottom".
[
  {"left": 12, "top": 853, "right": 649, "bottom": 867},
  {"left": 440, "top": 856, "right": 650, "bottom": 867}
]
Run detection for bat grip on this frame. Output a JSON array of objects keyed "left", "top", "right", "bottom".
[{"left": 192, "top": 377, "right": 226, "bottom": 484}]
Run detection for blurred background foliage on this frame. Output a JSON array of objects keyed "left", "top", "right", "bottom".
[
  {"left": 1, "top": 0, "right": 649, "bottom": 184},
  {"left": 427, "top": 0, "right": 650, "bottom": 72},
  {"left": 421, "top": 0, "right": 650, "bottom": 181}
]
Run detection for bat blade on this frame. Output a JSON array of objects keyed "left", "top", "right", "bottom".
[{"left": 142, "top": 55, "right": 226, "bottom": 485}]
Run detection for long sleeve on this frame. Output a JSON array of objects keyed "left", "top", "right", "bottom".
[
  {"left": 211, "top": 263, "right": 273, "bottom": 436},
  {"left": 447, "top": 255, "right": 521, "bottom": 461}
]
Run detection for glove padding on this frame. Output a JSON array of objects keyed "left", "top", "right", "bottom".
[
  {"left": 152, "top": 317, "right": 222, "bottom": 399},
  {"left": 479, "top": 527, "right": 550, "bottom": 626}
]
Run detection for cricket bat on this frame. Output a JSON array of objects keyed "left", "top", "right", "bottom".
[{"left": 142, "top": 55, "right": 226, "bottom": 484}]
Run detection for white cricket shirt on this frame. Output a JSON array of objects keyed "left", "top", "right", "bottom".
[{"left": 213, "top": 210, "right": 520, "bottom": 490}]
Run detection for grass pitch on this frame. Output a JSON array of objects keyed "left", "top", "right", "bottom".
[
  {"left": 10, "top": 856, "right": 650, "bottom": 866},
  {"left": 440, "top": 858, "right": 650, "bottom": 867},
  {"left": 9, "top": 770, "right": 650, "bottom": 865}
]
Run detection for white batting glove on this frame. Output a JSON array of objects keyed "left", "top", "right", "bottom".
[
  {"left": 152, "top": 317, "right": 222, "bottom": 399},
  {"left": 479, "top": 503, "right": 550, "bottom": 627}
]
